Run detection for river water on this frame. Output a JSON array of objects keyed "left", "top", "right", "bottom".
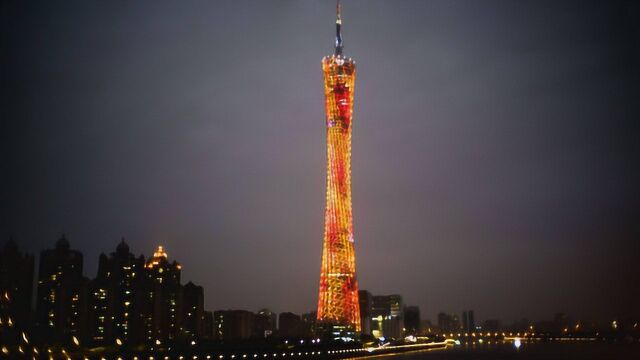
[{"left": 354, "top": 341, "right": 640, "bottom": 360}]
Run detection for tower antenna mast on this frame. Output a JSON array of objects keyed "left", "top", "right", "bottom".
[{"left": 335, "top": 0, "right": 343, "bottom": 55}]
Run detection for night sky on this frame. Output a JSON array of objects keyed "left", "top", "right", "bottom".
[{"left": 3, "top": 1, "right": 639, "bottom": 324}]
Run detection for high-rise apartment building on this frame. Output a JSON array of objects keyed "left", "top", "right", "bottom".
[
  {"left": 36, "top": 236, "right": 89, "bottom": 340},
  {"left": 90, "top": 239, "right": 147, "bottom": 344},
  {"left": 143, "top": 246, "right": 183, "bottom": 342}
]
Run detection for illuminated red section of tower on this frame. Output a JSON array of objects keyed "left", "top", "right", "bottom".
[{"left": 316, "top": 0, "right": 360, "bottom": 332}]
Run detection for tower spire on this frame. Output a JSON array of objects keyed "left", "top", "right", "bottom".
[{"left": 335, "top": 0, "right": 343, "bottom": 55}]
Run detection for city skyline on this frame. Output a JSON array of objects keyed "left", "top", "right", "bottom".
[
  {"left": 1, "top": 236, "right": 637, "bottom": 360},
  {"left": 0, "top": 235, "right": 631, "bottom": 330},
  {"left": 4, "top": 0, "right": 639, "bottom": 326}
]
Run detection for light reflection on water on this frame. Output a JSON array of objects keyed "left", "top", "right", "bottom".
[{"left": 514, "top": 337, "right": 521, "bottom": 349}]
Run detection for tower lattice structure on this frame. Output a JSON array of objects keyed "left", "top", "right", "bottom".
[{"left": 316, "top": 0, "right": 361, "bottom": 333}]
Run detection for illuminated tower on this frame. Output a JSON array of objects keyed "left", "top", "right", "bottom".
[{"left": 316, "top": 0, "right": 361, "bottom": 333}]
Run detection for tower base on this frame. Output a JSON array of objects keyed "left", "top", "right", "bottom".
[{"left": 314, "top": 322, "right": 358, "bottom": 342}]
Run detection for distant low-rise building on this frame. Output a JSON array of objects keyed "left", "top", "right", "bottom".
[
  {"left": 437, "top": 312, "right": 460, "bottom": 333},
  {"left": 404, "top": 306, "right": 420, "bottom": 336},
  {"left": 203, "top": 311, "right": 215, "bottom": 340},
  {"left": 371, "top": 295, "right": 403, "bottom": 339},
  {"left": 358, "top": 290, "right": 373, "bottom": 335},
  {"left": 254, "top": 308, "right": 277, "bottom": 338},
  {"left": 301, "top": 310, "right": 317, "bottom": 333},
  {"left": 182, "top": 281, "right": 205, "bottom": 340},
  {"left": 462, "top": 310, "right": 475, "bottom": 333},
  {"left": 420, "top": 319, "right": 434, "bottom": 335},
  {"left": 482, "top": 319, "right": 500, "bottom": 332},
  {"left": 214, "top": 310, "right": 254, "bottom": 340},
  {"left": 278, "top": 312, "right": 307, "bottom": 337}
]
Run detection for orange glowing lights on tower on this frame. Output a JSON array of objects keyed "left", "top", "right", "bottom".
[{"left": 316, "top": 0, "right": 361, "bottom": 332}]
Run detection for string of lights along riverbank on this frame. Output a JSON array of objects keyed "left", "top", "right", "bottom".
[{"left": 316, "top": 0, "right": 361, "bottom": 333}]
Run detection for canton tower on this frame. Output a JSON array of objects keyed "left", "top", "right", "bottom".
[{"left": 316, "top": 0, "right": 361, "bottom": 333}]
